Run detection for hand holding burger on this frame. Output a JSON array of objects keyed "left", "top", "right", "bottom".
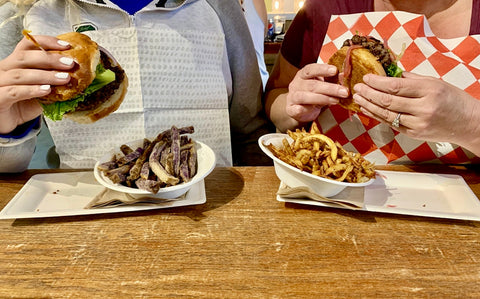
[
  {"left": 0, "top": 34, "right": 77, "bottom": 134},
  {"left": 327, "top": 34, "right": 403, "bottom": 112},
  {"left": 37, "top": 32, "right": 128, "bottom": 123},
  {"left": 0, "top": 31, "right": 128, "bottom": 135}
]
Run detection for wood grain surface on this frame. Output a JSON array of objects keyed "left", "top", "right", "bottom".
[{"left": 0, "top": 165, "right": 479, "bottom": 298}]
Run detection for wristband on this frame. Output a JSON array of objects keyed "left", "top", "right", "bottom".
[{"left": 0, "top": 117, "right": 41, "bottom": 139}]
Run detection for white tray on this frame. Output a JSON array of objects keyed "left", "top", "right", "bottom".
[
  {"left": 0, "top": 172, "right": 206, "bottom": 219},
  {"left": 277, "top": 170, "right": 480, "bottom": 221}
]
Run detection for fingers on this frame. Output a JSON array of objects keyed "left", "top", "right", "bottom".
[
  {"left": 298, "top": 63, "right": 338, "bottom": 80},
  {"left": 0, "top": 68, "right": 71, "bottom": 108},
  {"left": 353, "top": 83, "right": 412, "bottom": 114},
  {"left": 285, "top": 103, "right": 322, "bottom": 123},
  {"left": 361, "top": 73, "right": 428, "bottom": 98},
  {"left": 17, "top": 35, "right": 71, "bottom": 51},
  {"left": 1, "top": 50, "right": 75, "bottom": 72},
  {"left": 352, "top": 93, "right": 392, "bottom": 120},
  {"left": 289, "top": 63, "right": 349, "bottom": 105},
  {"left": 289, "top": 78, "right": 347, "bottom": 104},
  {"left": 0, "top": 68, "right": 71, "bottom": 87},
  {"left": 1, "top": 35, "right": 73, "bottom": 72},
  {"left": 353, "top": 93, "right": 411, "bottom": 130},
  {"left": 288, "top": 88, "right": 339, "bottom": 107},
  {"left": 0, "top": 84, "right": 50, "bottom": 105},
  {"left": 285, "top": 63, "right": 352, "bottom": 123}
]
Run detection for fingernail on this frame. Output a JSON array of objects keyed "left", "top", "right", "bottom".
[
  {"left": 353, "top": 93, "right": 362, "bottom": 102},
  {"left": 40, "top": 85, "right": 50, "bottom": 91},
  {"left": 327, "top": 66, "right": 337, "bottom": 75},
  {"left": 59, "top": 56, "right": 74, "bottom": 66},
  {"left": 353, "top": 84, "right": 360, "bottom": 93},
  {"left": 363, "top": 74, "right": 370, "bottom": 83},
  {"left": 57, "top": 40, "right": 70, "bottom": 47},
  {"left": 339, "top": 88, "right": 349, "bottom": 97},
  {"left": 329, "top": 97, "right": 339, "bottom": 105},
  {"left": 55, "top": 72, "right": 69, "bottom": 79}
]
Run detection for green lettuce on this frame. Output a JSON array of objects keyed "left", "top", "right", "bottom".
[
  {"left": 386, "top": 63, "right": 403, "bottom": 78},
  {"left": 42, "top": 64, "right": 116, "bottom": 121}
]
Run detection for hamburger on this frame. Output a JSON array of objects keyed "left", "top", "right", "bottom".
[
  {"left": 327, "top": 34, "right": 403, "bottom": 112},
  {"left": 38, "top": 32, "right": 128, "bottom": 123}
]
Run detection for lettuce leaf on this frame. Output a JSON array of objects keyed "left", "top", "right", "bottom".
[
  {"left": 386, "top": 63, "right": 403, "bottom": 78},
  {"left": 42, "top": 64, "right": 115, "bottom": 121}
]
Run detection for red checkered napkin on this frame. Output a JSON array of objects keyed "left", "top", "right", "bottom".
[{"left": 316, "top": 11, "right": 480, "bottom": 164}]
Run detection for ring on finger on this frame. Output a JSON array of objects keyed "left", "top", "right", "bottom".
[{"left": 391, "top": 112, "right": 401, "bottom": 128}]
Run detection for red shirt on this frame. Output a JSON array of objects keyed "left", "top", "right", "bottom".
[
  {"left": 279, "top": 0, "right": 480, "bottom": 164},
  {"left": 282, "top": 0, "right": 480, "bottom": 68}
]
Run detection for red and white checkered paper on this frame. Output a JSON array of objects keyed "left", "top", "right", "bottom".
[{"left": 316, "top": 11, "right": 480, "bottom": 164}]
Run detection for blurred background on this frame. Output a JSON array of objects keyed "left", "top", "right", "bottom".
[
  {"left": 263, "top": 0, "right": 303, "bottom": 72},
  {"left": 265, "top": 0, "right": 304, "bottom": 19}
]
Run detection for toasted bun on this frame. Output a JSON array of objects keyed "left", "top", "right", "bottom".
[
  {"left": 37, "top": 32, "right": 100, "bottom": 104},
  {"left": 65, "top": 74, "right": 128, "bottom": 124},
  {"left": 328, "top": 46, "right": 386, "bottom": 112},
  {"left": 37, "top": 33, "right": 128, "bottom": 124}
]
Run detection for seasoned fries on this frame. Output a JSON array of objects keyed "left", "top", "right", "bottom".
[
  {"left": 264, "top": 123, "right": 375, "bottom": 183},
  {"left": 97, "top": 125, "right": 197, "bottom": 194}
]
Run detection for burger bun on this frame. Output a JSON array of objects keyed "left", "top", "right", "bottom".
[
  {"left": 328, "top": 46, "right": 386, "bottom": 112},
  {"left": 36, "top": 32, "right": 128, "bottom": 124},
  {"left": 38, "top": 32, "right": 100, "bottom": 105}
]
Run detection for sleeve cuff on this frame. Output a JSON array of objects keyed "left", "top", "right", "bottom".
[{"left": 0, "top": 117, "right": 41, "bottom": 139}]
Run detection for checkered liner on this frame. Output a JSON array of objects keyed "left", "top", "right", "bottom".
[{"left": 316, "top": 11, "right": 480, "bottom": 164}]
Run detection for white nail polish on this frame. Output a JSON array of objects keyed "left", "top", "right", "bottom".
[
  {"left": 40, "top": 85, "right": 50, "bottom": 91},
  {"left": 60, "top": 57, "right": 74, "bottom": 66},
  {"left": 55, "top": 72, "right": 69, "bottom": 79},
  {"left": 57, "top": 40, "right": 70, "bottom": 47}
]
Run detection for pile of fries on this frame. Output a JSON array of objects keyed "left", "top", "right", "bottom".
[
  {"left": 264, "top": 123, "right": 375, "bottom": 183},
  {"left": 97, "top": 125, "right": 197, "bottom": 194}
]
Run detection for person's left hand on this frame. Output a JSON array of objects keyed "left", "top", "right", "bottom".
[{"left": 352, "top": 71, "right": 480, "bottom": 149}]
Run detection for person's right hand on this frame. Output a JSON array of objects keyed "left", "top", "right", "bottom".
[
  {"left": 285, "top": 63, "right": 349, "bottom": 123},
  {"left": 0, "top": 34, "right": 74, "bottom": 134}
]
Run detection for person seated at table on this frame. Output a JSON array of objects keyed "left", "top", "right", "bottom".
[
  {"left": 264, "top": 0, "right": 480, "bottom": 164},
  {"left": 0, "top": 0, "right": 273, "bottom": 173}
]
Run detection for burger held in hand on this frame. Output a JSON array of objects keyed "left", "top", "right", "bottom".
[
  {"left": 38, "top": 32, "right": 128, "bottom": 124},
  {"left": 327, "top": 34, "right": 403, "bottom": 112}
]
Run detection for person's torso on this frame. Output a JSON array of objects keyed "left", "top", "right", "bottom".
[{"left": 23, "top": 0, "right": 236, "bottom": 167}]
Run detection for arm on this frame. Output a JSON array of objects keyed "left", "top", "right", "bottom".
[
  {"left": 264, "top": 52, "right": 302, "bottom": 132},
  {"left": 264, "top": 52, "right": 348, "bottom": 132},
  {"left": 251, "top": 0, "right": 267, "bottom": 34},
  {"left": 264, "top": 0, "right": 351, "bottom": 133}
]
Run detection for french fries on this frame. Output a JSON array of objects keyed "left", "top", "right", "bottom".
[
  {"left": 264, "top": 123, "right": 375, "bottom": 183},
  {"left": 97, "top": 125, "right": 197, "bottom": 194}
]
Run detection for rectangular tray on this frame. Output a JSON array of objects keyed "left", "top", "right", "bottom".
[
  {"left": 0, "top": 172, "right": 206, "bottom": 219},
  {"left": 277, "top": 170, "right": 480, "bottom": 221}
]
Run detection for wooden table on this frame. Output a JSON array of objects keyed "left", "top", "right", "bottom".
[{"left": 0, "top": 165, "right": 480, "bottom": 297}]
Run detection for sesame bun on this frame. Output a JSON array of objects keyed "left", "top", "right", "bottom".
[{"left": 328, "top": 46, "right": 386, "bottom": 112}]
